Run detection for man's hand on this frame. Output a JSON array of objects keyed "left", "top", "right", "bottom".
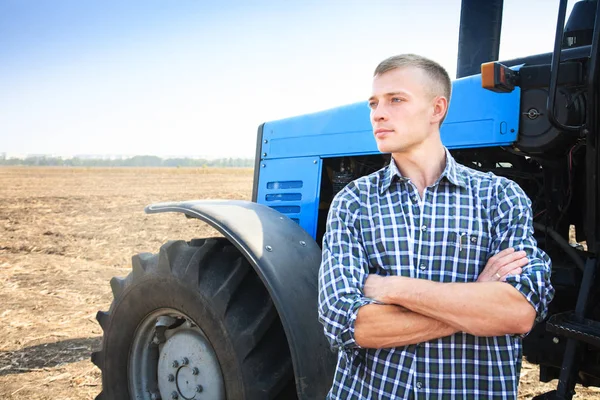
[{"left": 476, "top": 247, "right": 528, "bottom": 282}]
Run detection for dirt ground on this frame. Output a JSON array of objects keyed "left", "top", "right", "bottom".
[{"left": 0, "top": 167, "right": 599, "bottom": 399}]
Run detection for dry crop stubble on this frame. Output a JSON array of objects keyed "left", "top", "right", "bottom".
[
  {"left": 0, "top": 167, "right": 249, "bottom": 399},
  {"left": 0, "top": 166, "right": 598, "bottom": 399}
]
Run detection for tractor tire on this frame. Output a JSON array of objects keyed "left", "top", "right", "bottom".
[{"left": 92, "top": 238, "right": 295, "bottom": 400}]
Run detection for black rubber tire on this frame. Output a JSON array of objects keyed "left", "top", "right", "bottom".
[{"left": 92, "top": 237, "right": 295, "bottom": 400}]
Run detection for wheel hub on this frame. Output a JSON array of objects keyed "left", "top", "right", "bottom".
[
  {"left": 158, "top": 329, "right": 221, "bottom": 399},
  {"left": 129, "top": 309, "right": 225, "bottom": 400},
  {"left": 176, "top": 364, "right": 199, "bottom": 399}
]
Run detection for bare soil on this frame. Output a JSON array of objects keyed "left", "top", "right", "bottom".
[{"left": 0, "top": 166, "right": 598, "bottom": 399}]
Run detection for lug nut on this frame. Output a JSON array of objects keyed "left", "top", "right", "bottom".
[
  {"left": 181, "top": 357, "right": 189, "bottom": 366},
  {"left": 553, "top": 337, "right": 560, "bottom": 344},
  {"left": 192, "top": 367, "right": 199, "bottom": 375},
  {"left": 171, "top": 391, "right": 179, "bottom": 399},
  {"left": 150, "top": 393, "right": 161, "bottom": 400},
  {"left": 172, "top": 360, "right": 179, "bottom": 368},
  {"left": 168, "top": 374, "right": 175, "bottom": 382},
  {"left": 196, "top": 385, "right": 204, "bottom": 393}
]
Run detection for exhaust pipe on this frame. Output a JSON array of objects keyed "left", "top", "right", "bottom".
[{"left": 456, "top": 0, "right": 504, "bottom": 78}]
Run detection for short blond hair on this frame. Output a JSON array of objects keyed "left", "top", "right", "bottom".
[{"left": 374, "top": 54, "right": 452, "bottom": 123}]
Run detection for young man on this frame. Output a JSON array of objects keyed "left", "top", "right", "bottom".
[{"left": 318, "top": 54, "right": 555, "bottom": 399}]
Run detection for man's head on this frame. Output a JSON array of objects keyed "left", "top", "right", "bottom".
[{"left": 369, "top": 54, "right": 451, "bottom": 155}]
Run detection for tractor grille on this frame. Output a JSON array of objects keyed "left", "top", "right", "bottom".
[{"left": 264, "top": 180, "right": 303, "bottom": 223}]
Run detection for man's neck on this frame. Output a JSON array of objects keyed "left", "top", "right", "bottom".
[{"left": 391, "top": 140, "right": 447, "bottom": 197}]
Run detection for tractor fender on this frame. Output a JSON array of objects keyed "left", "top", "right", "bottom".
[{"left": 145, "top": 199, "right": 336, "bottom": 399}]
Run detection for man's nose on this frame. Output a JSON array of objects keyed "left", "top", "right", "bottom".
[{"left": 371, "top": 104, "right": 388, "bottom": 122}]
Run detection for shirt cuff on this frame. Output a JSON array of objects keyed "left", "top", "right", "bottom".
[{"left": 337, "top": 297, "right": 379, "bottom": 349}]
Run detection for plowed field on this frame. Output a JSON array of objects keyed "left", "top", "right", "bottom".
[{"left": 0, "top": 167, "right": 598, "bottom": 399}]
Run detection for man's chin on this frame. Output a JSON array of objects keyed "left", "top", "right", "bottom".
[{"left": 376, "top": 143, "right": 402, "bottom": 154}]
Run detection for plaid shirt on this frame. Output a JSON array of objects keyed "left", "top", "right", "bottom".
[{"left": 318, "top": 148, "right": 554, "bottom": 399}]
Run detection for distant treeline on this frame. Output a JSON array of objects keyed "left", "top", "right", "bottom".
[{"left": 0, "top": 155, "right": 254, "bottom": 168}]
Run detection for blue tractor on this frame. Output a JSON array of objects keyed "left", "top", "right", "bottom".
[{"left": 93, "top": 0, "right": 600, "bottom": 399}]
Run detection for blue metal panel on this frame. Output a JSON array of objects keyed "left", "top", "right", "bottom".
[
  {"left": 262, "top": 102, "right": 374, "bottom": 159},
  {"left": 256, "top": 156, "right": 322, "bottom": 238},
  {"left": 442, "top": 74, "right": 521, "bottom": 148},
  {"left": 260, "top": 73, "right": 521, "bottom": 159}
]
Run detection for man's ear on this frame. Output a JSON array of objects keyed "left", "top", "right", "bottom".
[{"left": 431, "top": 96, "right": 448, "bottom": 125}]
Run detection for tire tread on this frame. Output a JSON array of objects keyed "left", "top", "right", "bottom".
[{"left": 95, "top": 237, "right": 294, "bottom": 400}]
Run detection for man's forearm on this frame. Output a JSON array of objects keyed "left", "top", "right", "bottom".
[
  {"left": 381, "top": 278, "right": 536, "bottom": 336},
  {"left": 354, "top": 303, "right": 458, "bottom": 348}
]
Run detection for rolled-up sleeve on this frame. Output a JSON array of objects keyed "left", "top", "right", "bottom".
[
  {"left": 318, "top": 188, "right": 375, "bottom": 351},
  {"left": 492, "top": 180, "right": 555, "bottom": 323}
]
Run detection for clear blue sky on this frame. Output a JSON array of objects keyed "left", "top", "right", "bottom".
[{"left": 0, "top": 0, "right": 573, "bottom": 158}]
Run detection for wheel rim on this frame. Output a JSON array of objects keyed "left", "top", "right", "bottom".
[{"left": 129, "top": 308, "right": 226, "bottom": 400}]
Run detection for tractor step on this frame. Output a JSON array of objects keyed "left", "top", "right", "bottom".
[{"left": 546, "top": 311, "right": 600, "bottom": 348}]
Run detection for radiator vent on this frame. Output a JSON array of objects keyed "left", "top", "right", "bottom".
[
  {"left": 265, "top": 180, "right": 303, "bottom": 224},
  {"left": 267, "top": 181, "right": 303, "bottom": 189},
  {"left": 266, "top": 193, "right": 302, "bottom": 201}
]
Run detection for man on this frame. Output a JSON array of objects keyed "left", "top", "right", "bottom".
[{"left": 317, "top": 54, "right": 554, "bottom": 399}]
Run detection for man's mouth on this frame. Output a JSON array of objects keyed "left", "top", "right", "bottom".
[{"left": 374, "top": 128, "right": 393, "bottom": 138}]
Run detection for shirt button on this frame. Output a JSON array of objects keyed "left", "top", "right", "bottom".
[
  {"left": 419, "top": 264, "right": 427, "bottom": 270},
  {"left": 412, "top": 195, "right": 419, "bottom": 203},
  {"left": 471, "top": 236, "right": 477, "bottom": 243},
  {"left": 421, "top": 225, "right": 427, "bottom": 232},
  {"left": 416, "top": 382, "right": 423, "bottom": 389}
]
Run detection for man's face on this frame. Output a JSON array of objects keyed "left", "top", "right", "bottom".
[{"left": 369, "top": 66, "right": 440, "bottom": 154}]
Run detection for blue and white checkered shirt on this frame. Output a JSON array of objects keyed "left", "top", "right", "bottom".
[{"left": 318, "top": 149, "right": 554, "bottom": 399}]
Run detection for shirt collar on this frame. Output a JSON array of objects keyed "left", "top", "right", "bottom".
[
  {"left": 442, "top": 148, "right": 468, "bottom": 189},
  {"left": 379, "top": 147, "right": 467, "bottom": 195}
]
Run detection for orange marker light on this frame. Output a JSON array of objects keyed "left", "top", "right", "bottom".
[{"left": 481, "top": 62, "right": 518, "bottom": 93}]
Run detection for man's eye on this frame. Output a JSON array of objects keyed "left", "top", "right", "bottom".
[
  {"left": 391, "top": 97, "right": 403, "bottom": 103},
  {"left": 368, "top": 102, "right": 377, "bottom": 109}
]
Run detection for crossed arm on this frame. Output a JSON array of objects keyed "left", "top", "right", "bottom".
[
  {"left": 318, "top": 181, "right": 554, "bottom": 352},
  {"left": 355, "top": 249, "right": 534, "bottom": 348}
]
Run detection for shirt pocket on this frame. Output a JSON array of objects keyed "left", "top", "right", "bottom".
[{"left": 448, "top": 230, "right": 491, "bottom": 282}]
